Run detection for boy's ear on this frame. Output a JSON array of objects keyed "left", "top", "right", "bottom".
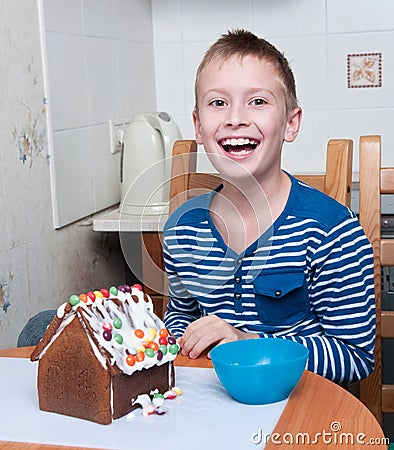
[
  {"left": 192, "top": 110, "right": 204, "bottom": 145},
  {"left": 284, "top": 107, "right": 302, "bottom": 143}
]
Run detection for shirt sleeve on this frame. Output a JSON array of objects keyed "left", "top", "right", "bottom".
[{"left": 261, "top": 213, "right": 376, "bottom": 384}]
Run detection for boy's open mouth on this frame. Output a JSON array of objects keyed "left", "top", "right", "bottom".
[{"left": 219, "top": 138, "right": 259, "bottom": 156}]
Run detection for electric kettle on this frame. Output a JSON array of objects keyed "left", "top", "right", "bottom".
[{"left": 120, "top": 112, "right": 182, "bottom": 215}]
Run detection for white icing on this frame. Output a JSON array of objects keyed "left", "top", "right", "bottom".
[{"left": 37, "top": 286, "right": 179, "bottom": 377}]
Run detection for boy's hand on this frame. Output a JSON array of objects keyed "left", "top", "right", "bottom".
[{"left": 178, "top": 315, "right": 258, "bottom": 359}]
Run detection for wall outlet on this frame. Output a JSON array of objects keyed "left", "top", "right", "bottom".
[{"left": 109, "top": 118, "right": 131, "bottom": 154}]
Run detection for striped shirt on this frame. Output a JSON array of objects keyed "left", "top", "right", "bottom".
[{"left": 163, "top": 174, "right": 375, "bottom": 383}]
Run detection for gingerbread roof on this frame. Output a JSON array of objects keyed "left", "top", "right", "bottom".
[{"left": 30, "top": 284, "right": 179, "bottom": 376}]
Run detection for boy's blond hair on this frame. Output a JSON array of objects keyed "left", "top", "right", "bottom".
[{"left": 194, "top": 29, "right": 298, "bottom": 114}]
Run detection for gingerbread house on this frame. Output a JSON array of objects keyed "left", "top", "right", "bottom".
[{"left": 30, "top": 284, "right": 179, "bottom": 425}]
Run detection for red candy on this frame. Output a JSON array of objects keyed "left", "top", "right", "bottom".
[
  {"left": 87, "top": 291, "right": 96, "bottom": 302},
  {"left": 102, "top": 322, "right": 112, "bottom": 332},
  {"left": 100, "top": 288, "right": 110, "bottom": 298},
  {"left": 131, "top": 283, "right": 143, "bottom": 291},
  {"left": 159, "top": 337, "right": 168, "bottom": 346}
]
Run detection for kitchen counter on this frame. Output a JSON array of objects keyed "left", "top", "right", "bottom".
[{"left": 92, "top": 206, "right": 167, "bottom": 233}]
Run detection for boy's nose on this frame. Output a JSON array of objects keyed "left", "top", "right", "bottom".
[{"left": 224, "top": 105, "right": 249, "bottom": 127}]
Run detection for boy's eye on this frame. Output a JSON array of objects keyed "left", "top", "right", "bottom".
[
  {"left": 251, "top": 98, "right": 266, "bottom": 106},
  {"left": 210, "top": 99, "right": 227, "bottom": 107}
]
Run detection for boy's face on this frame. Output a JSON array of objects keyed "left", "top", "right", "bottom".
[{"left": 193, "top": 55, "right": 301, "bottom": 182}]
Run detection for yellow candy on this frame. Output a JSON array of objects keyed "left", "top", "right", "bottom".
[
  {"left": 173, "top": 386, "right": 182, "bottom": 396},
  {"left": 94, "top": 290, "right": 104, "bottom": 298},
  {"left": 148, "top": 327, "right": 157, "bottom": 339}
]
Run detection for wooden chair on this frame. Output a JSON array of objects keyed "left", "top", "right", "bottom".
[
  {"left": 169, "top": 138, "right": 353, "bottom": 214},
  {"left": 359, "top": 135, "right": 394, "bottom": 424}
]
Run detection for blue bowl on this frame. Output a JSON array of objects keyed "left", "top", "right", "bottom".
[{"left": 210, "top": 338, "right": 309, "bottom": 405}]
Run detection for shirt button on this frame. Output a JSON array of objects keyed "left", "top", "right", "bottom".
[
  {"left": 235, "top": 276, "right": 241, "bottom": 283},
  {"left": 237, "top": 258, "right": 243, "bottom": 265},
  {"left": 275, "top": 290, "right": 282, "bottom": 297},
  {"left": 235, "top": 293, "right": 241, "bottom": 300}
]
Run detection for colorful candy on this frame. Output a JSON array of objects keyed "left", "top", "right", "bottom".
[
  {"left": 131, "top": 283, "right": 143, "bottom": 291},
  {"left": 102, "top": 322, "right": 112, "bottom": 332},
  {"left": 135, "top": 351, "right": 145, "bottom": 362},
  {"left": 103, "top": 330, "right": 112, "bottom": 341},
  {"left": 87, "top": 291, "right": 96, "bottom": 302},
  {"left": 167, "top": 336, "right": 176, "bottom": 345},
  {"left": 173, "top": 386, "right": 183, "bottom": 396},
  {"left": 113, "top": 317, "right": 122, "bottom": 329},
  {"left": 100, "top": 288, "right": 110, "bottom": 298},
  {"left": 159, "top": 345, "right": 168, "bottom": 355},
  {"left": 164, "top": 390, "right": 177, "bottom": 400},
  {"left": 135, "top": 329, "right": 144, "bottom": 339},
  {"left": 145, "top": 348, "right": 155, "bottom": 358},
  {"left": 109, "top": 286, "right": 118, "bottom": 296},
  {"left": 148, "top": 342, "right": 159, "bottom": 352},
  {"left": 114, "top": 333, "right": 123, "bottom": 344},
  {"left": 118, "top": 284, "right": 131, "bottom": 293},
  {"left": 159, "top": 328, "right": 169, "bottom": 338},
  {"left": 126, "top": 354, "right": 136, "bottom": 366},
  {"left": 169, "top": 344, "right": 179, "bottom": 355},
  {"left": 79, "top": 293, "right": 88, "bottom": 303},
  {"left": 69, "top": 294, "right": 80, "bottom": 306}
]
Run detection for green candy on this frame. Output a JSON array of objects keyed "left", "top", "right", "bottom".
[
  {"left": 145, "top": 348, "right": 155, "bottom": 358},
  {"left": 113, "top": 317, "right": 122, "bottom": 329},
  {"left": 114, "top": 333, "right": 123, "bottom": 344},
  {"left": 69, "top": 294, "right": 80, "bottom": 306},
  {"left": 109, "top": 286, "right": 118, "bottom": 296},
  {"left": 169, "top": 344, "right": 179, "bottom": 355},
  {"left": 159, "top": 345, "right": 168, "bottom": 355}
]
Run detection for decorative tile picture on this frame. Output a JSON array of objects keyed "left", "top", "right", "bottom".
[{"left": 347, "top": 53, "right": 382, "bottom": 89}]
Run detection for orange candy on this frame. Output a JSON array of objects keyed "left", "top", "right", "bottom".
[
  {"left": 126, "top": 354, "right": 136, "bottom": 366},
  {"left": 135, "top": 351, "right": 145, "bottom": 362},
  {"left": 149, "top": 342, "right": 159, "bottom": 352},
  {"left": 159, "top": 328, "right": 169, "bottom": 338},
  {"left": 135, "top": 329, "right": 144, "bottom": 339},
  {"left": 79, "top": 294, "right": 88, "bottom": 303}
]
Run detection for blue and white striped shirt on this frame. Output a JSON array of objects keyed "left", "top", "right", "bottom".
[{"left": 163, "top": 174, "right": 375, "bottom": 383}]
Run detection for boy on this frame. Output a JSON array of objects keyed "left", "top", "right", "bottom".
[{"left": 163, "top": 29, "right": 375, "bottom": 383}]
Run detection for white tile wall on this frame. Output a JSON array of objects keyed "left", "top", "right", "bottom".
[
  {"left": 42, "top": 0, "right": 156, "bottom": 228},
  {"left": 82, "top": 0, "right": 115, "bottom": 38},
  {"left": 52, "top": 128, "right": 95, "bottom": 226},
  {"left": 327, "top": 0, "right": 394, "bottom": 34},
  {"left": 45, "top": 33, "right": 89, "bottom": 131},
  {"left": 252, "top": 0, "right": 326, "bottom": 37},
  {"left": 85, "top": 37, "right": 120, "bottom": 125},
  {"left": 43, "top": 0, "right": 83, "bottom": 34}
]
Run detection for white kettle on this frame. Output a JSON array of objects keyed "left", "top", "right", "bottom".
[{"left": 120, "top": 112, "right": 182, "bottom": 215}]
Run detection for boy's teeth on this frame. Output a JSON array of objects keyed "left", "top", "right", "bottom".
[{"left": 222, "top": 138, "right": 253, "bottom": 146}]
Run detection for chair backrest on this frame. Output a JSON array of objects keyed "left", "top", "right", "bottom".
[
  {"left": 358, "top": 135, "right": 394, "bottom": 424},
  {"left": 169, "top": 139, "right": 353, "bottom": 214}
]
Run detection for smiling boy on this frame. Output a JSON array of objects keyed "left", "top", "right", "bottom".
[{"left": 163, "top": 30, "right": 375, "bottom": 383}]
